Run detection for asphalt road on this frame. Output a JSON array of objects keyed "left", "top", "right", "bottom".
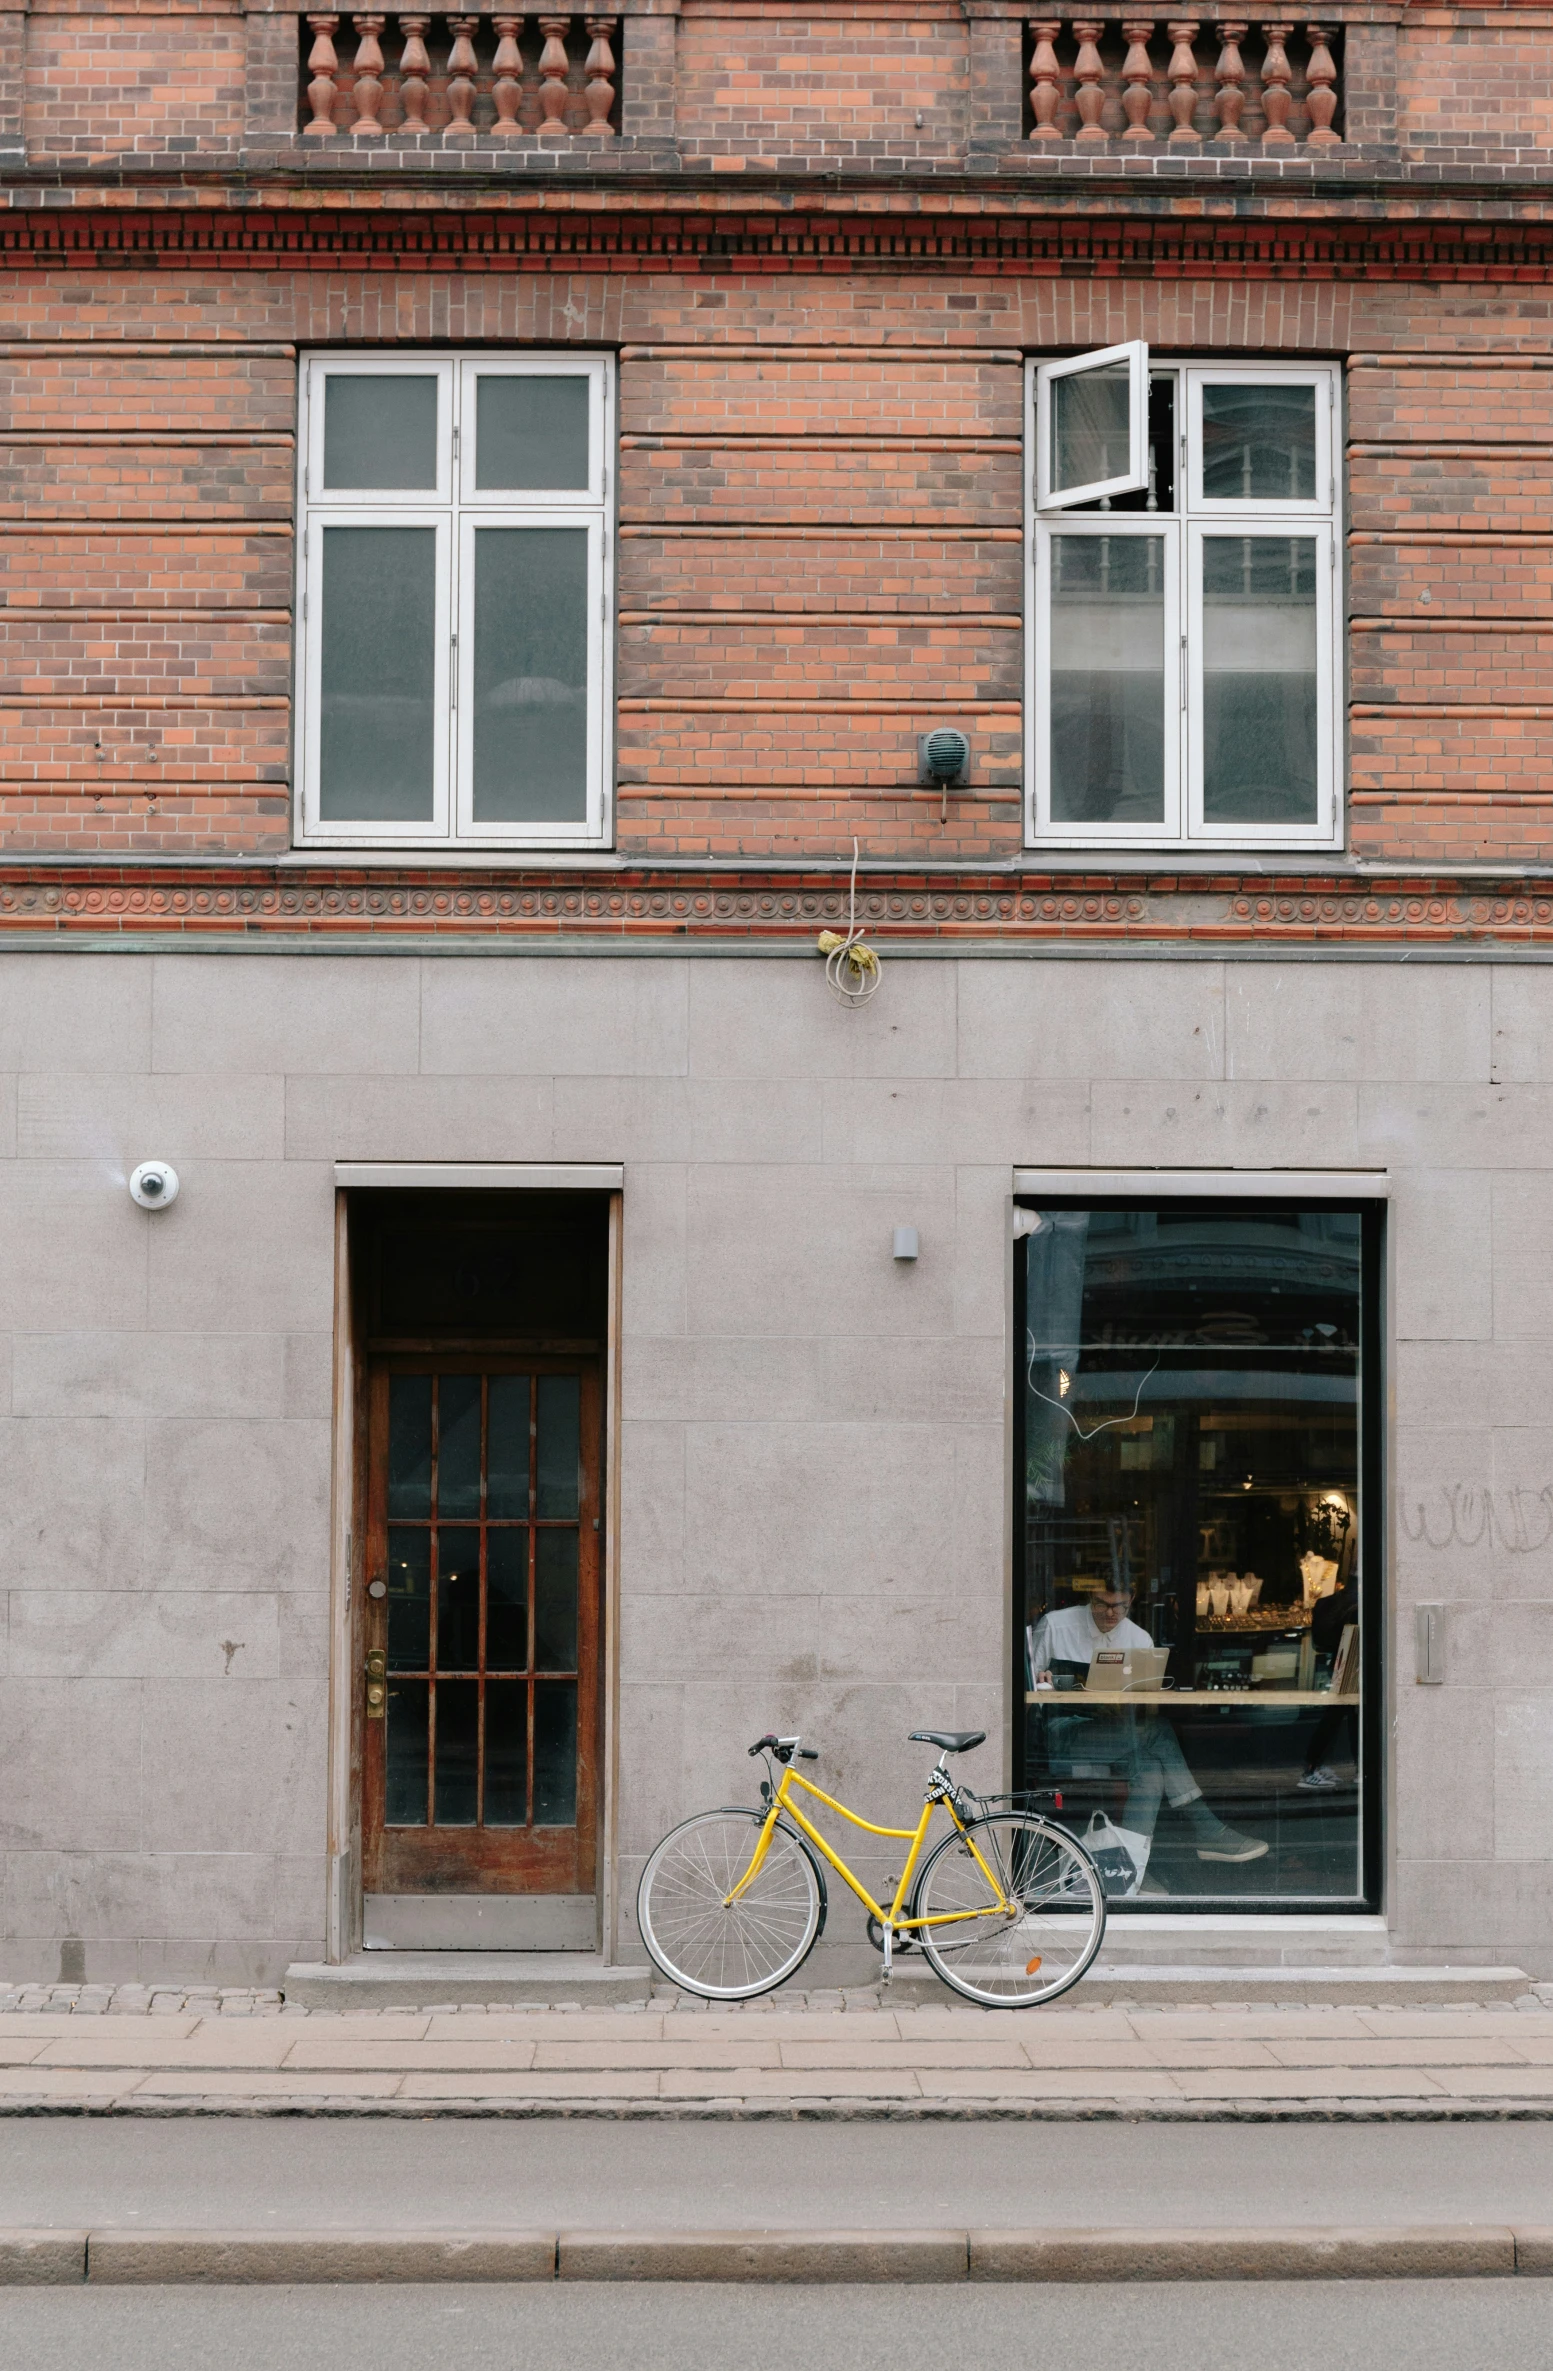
[
  {"left": 3, "top": 2115, "right": 1553, "bottom": 2233},
  {"left": 1, "top": 2280, "right": 1550, "bottom": 2371}
]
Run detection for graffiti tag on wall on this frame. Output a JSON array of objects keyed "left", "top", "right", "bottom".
[{"left": 1401, "top": 1485, "right": 1553, "bottom": 1553}]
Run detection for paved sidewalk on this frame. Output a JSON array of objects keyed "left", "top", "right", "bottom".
[{"left": 1, "top": 1982, "right": 1552, "bottom": 2116}]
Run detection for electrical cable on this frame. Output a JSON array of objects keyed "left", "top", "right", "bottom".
[{"left": 816, "top": 838, "right": 882, "bottom": 1006}]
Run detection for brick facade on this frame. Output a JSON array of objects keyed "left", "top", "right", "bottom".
[{"left": 0, "top": 6, "right": 1548, "bottom": 885}]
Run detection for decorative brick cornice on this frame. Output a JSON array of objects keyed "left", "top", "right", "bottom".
[
  {"left": 5, "top": 865, "right": 1553, "bottom": 945},
  {"left": 6, "top": 200, "right": 1553, "bottom": 275}
]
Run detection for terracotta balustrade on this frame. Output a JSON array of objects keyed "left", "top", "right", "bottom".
[
  {"left": 296, "top": 11, "right": 620, "bottom": 137},
  {"left": 1024, "top": 17, "right": 1342, "bottom": 147}
]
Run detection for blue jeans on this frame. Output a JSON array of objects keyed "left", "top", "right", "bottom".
[{"left": 1044, "top": 1708, "right": 1202, "bottom": 1840}]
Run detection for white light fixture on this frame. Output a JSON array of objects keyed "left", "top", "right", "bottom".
[
  {"left": 892, "top": 1227, "right": 919, "bottom": 1262},
  {"left": 129, "top": 1161, "right": 179, "bottom": 1210}
]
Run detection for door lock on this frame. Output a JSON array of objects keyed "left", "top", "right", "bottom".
[{"left": 365, "top": 1647, "right": 386, "bottom": 1719}]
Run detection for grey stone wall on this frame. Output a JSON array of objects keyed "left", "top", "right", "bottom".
[{"left": 0, "top": 948, "right": 1548, "bottom": 1981}]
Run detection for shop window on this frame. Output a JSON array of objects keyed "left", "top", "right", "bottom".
[
  {"left": 1027, "top": 352, "right": 1342, "bottom": 850},
  {"left": 295, "top": 354, "right": 613, "bottom": 851},
  {"left": 1015, "top": 1200, "right": 1380, "bottom": 1909}
]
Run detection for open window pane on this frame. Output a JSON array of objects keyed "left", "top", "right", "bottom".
[
  {"left": 1048, "top": 533, "right": 1167, "bottom": 826},
  {"left": 1038, "top": 342, "right": 1148, "bottom": 510},
  {"left": 318, "top": 526, "right": 437, "bottom": 822},
  {"left": 475, "top": 375, "right": 591, "bottom": 492},
  {"left": 469, "top": 527, "right": 590, "bottom": 825},
  {"left": 324, "top": 375, "right": 439, "bottom": 491},
  {"left": 1200, "top": 535, "right": 1320, "bottom": 826},
  {"left": 1201, "top": 384, "right": 1317, "bottom": 504}
]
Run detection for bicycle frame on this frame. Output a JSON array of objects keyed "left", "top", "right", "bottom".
[{"left": 726, "top": 1761, "right": 1013, "bottom": 1966}]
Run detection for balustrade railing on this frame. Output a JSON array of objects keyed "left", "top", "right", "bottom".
[
  {"left": 300, "top": 12, "right": 619, "bottom": 137},
  {"left": 1025, "top": 18, "right": 1341, "bottom": 146}
]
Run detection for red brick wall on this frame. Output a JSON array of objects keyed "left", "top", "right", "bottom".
[
  {"left": 674, "top": 0, "right": 970, "bottom": 164},
  {"left": 2, "top": 255, "right": 1553, "bottom": 865},
  {"left": 24, "top": 4, "right": 245, "bottom": 160}
]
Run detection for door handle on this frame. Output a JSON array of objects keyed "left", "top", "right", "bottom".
[{"left": 365, "top": 1647, "right": 386, "bottom": 1719}]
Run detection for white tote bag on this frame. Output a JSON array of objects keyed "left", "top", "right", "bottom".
[{"left": 1083, "top": 1809, "right": 1151, "bottom": 1899}]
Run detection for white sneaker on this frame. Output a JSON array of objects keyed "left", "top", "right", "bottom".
[{"left": 1298, "top": 1766, "right": 1339, "bottom": 1792}]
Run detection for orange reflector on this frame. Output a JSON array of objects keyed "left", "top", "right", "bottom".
[{"left": 1026, "top": 1956, "right": 1043, "bottom": 1975}]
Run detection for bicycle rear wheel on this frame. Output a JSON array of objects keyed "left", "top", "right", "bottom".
[
  {"left": 912, "top": 1812, "right": 1105, "bottom": 2008},
  {"left": 636, "top": 1809, "right": 823, "bottom": 2001}
]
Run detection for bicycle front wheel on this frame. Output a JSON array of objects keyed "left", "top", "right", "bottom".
[
  {"left": 636, "top": 1810, "right": 823, "bottom": 2001},
  {"left": 912, "top": 1812, "right": 1105, "bottom": 2008}
]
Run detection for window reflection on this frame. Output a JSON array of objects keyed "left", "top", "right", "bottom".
[{"left": 1018, "top": 1205, "right": 1371, "bottom": 1906}]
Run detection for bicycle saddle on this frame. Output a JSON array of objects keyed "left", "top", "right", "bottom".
[{"left": 909, "top": 1729, "right": 986, "bottom": 1755}]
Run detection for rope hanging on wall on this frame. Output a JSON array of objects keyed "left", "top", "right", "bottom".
[{"left": 817, "top": 840, "right": 882, "bottom": 1007}]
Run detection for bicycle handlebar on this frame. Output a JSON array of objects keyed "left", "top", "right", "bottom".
[{"left": 748, "top": 1735, "right": 819, "bottom": 1765}]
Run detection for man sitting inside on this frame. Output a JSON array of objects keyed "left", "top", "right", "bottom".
[{"left": 1030, "top": 1582, "right": 1268, "bottom": 1874}]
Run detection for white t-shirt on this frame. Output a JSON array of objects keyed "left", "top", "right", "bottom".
[{"left": 1028, "top": 1602, "right": 1154, "bottom": 1678}]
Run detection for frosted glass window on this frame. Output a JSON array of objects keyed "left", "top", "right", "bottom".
[
  {"left": 476, "top": 376, "right": 590, "bottom": 491},
  {"left": 471, "top": 528, "right": 588, "bottom": 824},
  {"left": 1030, "top": 357, "right": 1336, "bottom": 851},
  {"left": 1049, "top": 536, "right": 1165, "bottom": 826},
  {"left": 324, "top": 375, "right": 439, "bottom": 490},
  {"left": 318, "top": 527, "right": 436, "bottom": 822},
  {"left": 1201, "top": 536, "right": 1319, "bottom": 825},
  {"left": 300, "top": 353, "right": 611, "bottom": 849},
  {"left": 1052, "top": 364, "right": 1132, "bottom": 499},
  {"left": 1202, "top": 384, "right": 1317, "bottom": 503}
]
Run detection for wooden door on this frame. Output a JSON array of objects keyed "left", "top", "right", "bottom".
[{"left": 362, "top": 1359, "right": 601, "bottom": 1896}]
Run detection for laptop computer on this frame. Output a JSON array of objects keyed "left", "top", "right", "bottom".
[{"left": 1085, "top": 1645, "right": 1170, "bottom": 1694}]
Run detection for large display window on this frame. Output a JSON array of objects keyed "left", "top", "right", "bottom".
[{"left": 1014, "top": 1200, "right": 1381, "bottom": 1909}]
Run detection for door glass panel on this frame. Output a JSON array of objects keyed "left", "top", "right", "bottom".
[
  {"left": 476, "top": 375, "right": 590, "bottom": 491},
  {"left": 470, "top": 527, "right": 588, "bottom": 826},
  {"left": 535, "top": 1529, "right": 578, "bottom": 1672},
  {"left": 1049, "top": 535, "right": 1165, "bottom": 826},
  {"left": 387, "top": 1376, "right": 432, "bottom": 1518},
  {"left": 1052, "top": 362, "right": 1132, "bottom": 498},
  {"left": 438, "top": 1375, "right": 482, "bottom": 1517},
  {"left": 534, "top": 1683, "right": 578, "bottom": 1826},
  {"left": 1018, "top": 1204, "right": 1366, "bottom": 1906},
  {"left": 486, "top": 1527, "right": 529, "bottom": 1670},
  {"left": 324, "top": 374, "right": 439, "bottom": 490},
  {"left": 436, "top": 1528, "right": 481, "bottom": 1671},
  {"left": 484, "top": 1681, "right": 528, "bottom": 1826},
  {"left": 486, "top": 1375, "right": 531, "bottom": 1519},
  {"left": 319, "top": 526, "right": 436, "bottom": 823},
  {"left": 536, "top": 1375, "right": 581, "bottom": 1518},
  {"left": 386, "top": 1527, "right": 431, "bottom": 1670},
  {"left": 1201, "top": 385, "right": 1317, "bottom": 503},
  {"left": 385, "top": 1679, "right": 429, "bottom": 1824},
  {"left": 434, "top": 1679, "right": 478, "bottom": 1825},
  {"left": 1201, "top": 536, "right": 1319, "bottom": 825}
]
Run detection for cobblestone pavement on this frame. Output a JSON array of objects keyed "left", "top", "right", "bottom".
[{"left": 0, "top": 1984, "right": 1550, "bottom": 2114}]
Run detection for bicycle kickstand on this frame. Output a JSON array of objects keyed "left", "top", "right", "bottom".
[{"left": 880, "top": 1925, "right": 893, "bottom": 1984}]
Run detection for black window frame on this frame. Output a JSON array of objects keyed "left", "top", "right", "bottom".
[{"left": 1011, "top": 1193, "right": 1385, "bottom": 1917}]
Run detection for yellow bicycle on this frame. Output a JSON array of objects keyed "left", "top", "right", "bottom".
[{"left": 636, "top": 1728, "right": 1107, "bottom": 2010}]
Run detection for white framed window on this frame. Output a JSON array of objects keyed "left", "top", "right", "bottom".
[
  {"left": 295, "top": 353, "right": 613, "bottom": 851},
  {"left": 1026, "top": 355, "right": 1342, "bottom": 852}
]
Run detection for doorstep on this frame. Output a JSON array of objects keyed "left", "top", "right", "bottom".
[
  {"left": 283, "top": 1953, "right": 653, "bottom": 2009},
  {"left": 883, "top": 1918, "right": 1536, "bottom": 2006}
]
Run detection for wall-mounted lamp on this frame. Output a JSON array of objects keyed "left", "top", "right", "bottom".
[
  {"left": 919, "top": 728, "right": 970, "bottom": 823},
  {"left": 129, "top": 1161, "right": 179, "bottom": 1211},
  {"left": 892, "top": 1226, "right": 920, "bottom": 1262}
]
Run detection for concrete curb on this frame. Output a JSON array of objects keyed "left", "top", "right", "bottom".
[
  {"left": 557, "top": 2229, "right": 965, "bottom": 2282},
  {"left": 1, "top": 2226, "right": 1549, "bottom": 2285},
  {"left": 969, "top": 2226, "right": 1521, "bottom": 2280},
  {"left": 86, "top": 2231, "right": 556, "bottom": 2285}
]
